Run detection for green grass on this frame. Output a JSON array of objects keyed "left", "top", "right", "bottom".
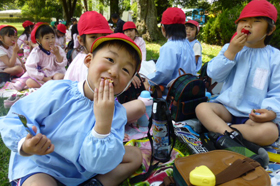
[{"left": 0, "top": 23, "right": 222, "bottom": 184}]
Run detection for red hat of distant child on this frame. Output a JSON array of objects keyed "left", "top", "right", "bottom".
[
  {"left": 31, "top": 22, "right": 49, "bottom": 44},
  {"left": 123, "top": 21, "right": 136, "bottom": 31},
  {"left": 186, "top": 20, "right": 200, "bottom": 32},
  {"left": 235, "top": 0, "right": 278, "bottom": 24},
  {"left": 57, "top": 24, "right": 67, "bottom": 34},
  {"left": 22, "top": 20, "right": 34, "bottom": 28},
  {"left": 91, "top": 33, "right": 142, "bottom": 71},
  {"left": 0, "top": 25, "right": 17, "bottom": 32},
  {"left": 161, "top": 7, "right": 186, "bottom": 25},
  {"left": 78, "top": 11, "right": 113, "bottom": 35}
]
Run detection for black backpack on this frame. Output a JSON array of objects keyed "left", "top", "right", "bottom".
[{"left": 166, "top": 68, "right": 208, "bottom": 121}]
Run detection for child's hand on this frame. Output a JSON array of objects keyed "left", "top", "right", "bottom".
[
  {"left": 131, "top": 75, "right": 142, "bottom": 89},
  {"left": 249, "top": 109, "right": 276, "bottom": 123},
  {"left": 94, "top": 79, "right": 115, "bottom": 134},
  {"left": 50, "top": 46, "right": 60, "bottom": 56},
  {"left": 13, "top": 43, "right": 20, "bottom": 53},
  {"left": 224, "top": 33, "right": 247, "bottom": 60},
  {"left": 143, "top": 78, "right": 150, "bottom": 90},
  {"left": 22, "top": 126, "right": 55, "bottom": 155}
]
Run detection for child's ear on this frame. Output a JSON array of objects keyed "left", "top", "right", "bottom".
[
  {"left": 268, "top": 25, "right": 276, "bottom": 36},
  {"left": 84, "top": 53, "right": 93, "bottom": 68},
  {"left": 77, "top": 35, "right": 84, "bottom": 46}
]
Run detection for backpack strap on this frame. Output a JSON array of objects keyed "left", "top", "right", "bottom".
[
  {"left": 215, "top": 158, "right": 260, "bottom": 185},
  {"left": 178, "top": 68, "right": 186, "bottom": 76}
]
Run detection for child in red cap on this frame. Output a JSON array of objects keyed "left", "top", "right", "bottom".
[
  {"left": 11, "top": 22, "right": 67, "bottom": 91},
  {"left": 0, "top": 25, "right": 25, "bottom": 77},
  {"left": 196, "top": 0, "right": 280, "bottom": 150},
  {"left": 17, "top": 20, "right": 34, "bottom": 58},
  {"left": 185, "top": 20, "right": 202, "bottom": 73},
  {"left": 146, "top": 7, "right": 196, "bottom": 93},
  {"left": 65, "top": 11, "right": 145, "bottom": 125},
  {"left": 123, "top": 21, "right": 146, "bottom": 61},
  {"left": 1, "top": 33, "right": 142, "bottom": 186},
  {"left": 55, "top": 23, "right": 67, "bottom": 49}
]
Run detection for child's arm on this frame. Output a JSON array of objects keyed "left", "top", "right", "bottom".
[{"left": 0, "top": 43, "right": 20, "bottom": 67}]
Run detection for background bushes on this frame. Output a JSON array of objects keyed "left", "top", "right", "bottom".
[
  {"left": 200, "top": 2, "right": 280, "bottom": 49},
  {"left": 0, "top": 17, "right": 50, "bottom": 23}
]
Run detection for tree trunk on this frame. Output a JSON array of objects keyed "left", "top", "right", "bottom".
[
  {"left": 136, "top": 0, "right": 161, "bottom": 41},
  {"left": 110, "top": 0, "right": 119, "bottom": 16},
  {"left": 60, "top": 0, "right": 78, "bottom": 25}
]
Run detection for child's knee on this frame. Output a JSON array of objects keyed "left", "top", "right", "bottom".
[
  {"left": 195, "top": 102, "right": 209, "bottom": 115},
  {"left": 125, "top": 146, "right": 142, "bottom": 166}
]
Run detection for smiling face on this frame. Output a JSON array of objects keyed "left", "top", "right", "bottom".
[
  {"left": 37, "top": 33, "right": 56, "bottom": 51},
  {"left": 84, "top": 42, "right": 137, "bottom": 96},
  {"left": 124, "top": 29, "right": 136, "bottom": 41},
  {"left": 237, "top": 17, "right": 270, "bottom": 48},
  {"left": 0, "top": 33, "right": 17, "bottom": 48}
]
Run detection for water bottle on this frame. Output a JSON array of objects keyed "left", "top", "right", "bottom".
[
  {"left": 137, "top": 90, "right": 153, "bottom": 127},
  {"left": 152, "top": 98, "right": 171, "bottom": 161},
  {"left": 23, "top": 45, "right": 30, "bottom": 59}
]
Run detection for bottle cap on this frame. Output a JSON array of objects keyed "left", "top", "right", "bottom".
[{"left": 139, "top": 90, "right": 151, "bottom": 99}]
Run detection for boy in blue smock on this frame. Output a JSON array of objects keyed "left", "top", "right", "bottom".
[
  {"left": 185, "top": 20, "right": 202, "bottom": 73},
  {"left": 196, "top": 0, "right": 280, "bottom": 147},
  {"left": 146, "top": 7, "right": 195, "bottom": 93},
  {"left": 0, "top": 33, "right": 143, "bottom": 186}
]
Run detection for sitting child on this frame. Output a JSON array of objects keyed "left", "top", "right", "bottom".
[
  {"left": 185, "top": 20, "right": 202, "bottom": 73},
  {"left": 0, "top": 33, "right": 143, "bottom": 186},
  {"left": 12, "top": 22, "right": 67, "bottom": 90},
  {"left": 17, "top": 20, "right": 34, "bottom": 59},
  {"left": 55, "top": 23, "right": 67, "bottom": 49},
  {"left": 146, "top": 7, "right": 195, "bottom": 94},
  {"left": 195, "top": 0, "right": 280, "bottom": 147},
  {"left": 0, "top": 25, "right": 25, "bottom": 77}
]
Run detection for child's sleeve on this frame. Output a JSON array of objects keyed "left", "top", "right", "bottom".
[
  {"left": 25, "top": 49, "right": 46, "bottom": 80},
  {"left": 138, "top": 37, "right": 146, "bottom": 61},
  {"left": 193, "top": 43, "right": 202, "bottom": 56},
  {"left": 207, "top": 44, "right": 237, "bottom": 82},
  {"left": 260, "top": 50, "right": 280, "bottom": 124}
]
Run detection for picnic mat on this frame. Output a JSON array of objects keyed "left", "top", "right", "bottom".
[{"left": 121, "top": 139, "right": 184, "bottom": 186}]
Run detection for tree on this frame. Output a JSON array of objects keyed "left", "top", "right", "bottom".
[
  {"left": 136, "top": 0, "right": 161, "bottom": 41},
  {"left": 60, "top": 0, "right": 78, "bottom": 24}
]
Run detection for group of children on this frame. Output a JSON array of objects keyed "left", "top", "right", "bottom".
[{"left": 0, "top": 0, "right": 279, "bottom": 185}]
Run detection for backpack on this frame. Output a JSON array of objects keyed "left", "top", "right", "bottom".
[
  {"left": 166, "top": 68, "right": 207, "bottom": 121},
  {"left": 199, "top": 62, "right": 218, "bottom": 95}
]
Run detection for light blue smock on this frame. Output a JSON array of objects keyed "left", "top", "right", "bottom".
[
  {"left": 147, "top": 38, "right": 196, "bottom": 87},
  {"left": 207, "top": 44, "right": 280, "bottom": 125},
  {"left": 189, "top": 39, "right": 202, "bottom": 73},
  {"left": 0, "top": 80, "right": 127, "bottom": 185}
]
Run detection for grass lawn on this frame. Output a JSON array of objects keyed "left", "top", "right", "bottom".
[{"left": 0, "top": 22, "right": 222, "bottom": 185}]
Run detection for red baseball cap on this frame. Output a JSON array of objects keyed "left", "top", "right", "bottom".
[
  {"left": 161, "top": 7, "right": 186, "bottom": 25},
  {"left": 235, "top": 0, "right": 278, "bottom": 24},
  {"left": 78, "top": 11, "right": 113, "bottom": 35},
  {"left": 57, "top": 24, "right": 67, "bottom": 34},
  {"left": 0, "top": 25, "right": 17, "bottom": 33},
  {"left": 123, "top": 21, "right": 136, "bottom": 31},
  {"left": 91, "top": 33, "right": 142, "bottom": 71},
  {"left": 22, "top": 20, "right": 34, "bottom": 28},
  {"left": 31, "top": 22, "right": 49, "bottom": 44},
  {"left": 185, "top": 20, "right": 200, "bottom": 32}
]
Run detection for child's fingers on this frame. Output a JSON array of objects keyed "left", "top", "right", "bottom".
[
  {"left": 94, "top": 88, "right": 98, "bottom": 102},
  {"left": 109, "top": 82, "right": 114, "bottom": 100},
  {"left": 98, "top": 79, "right": 104, "bottom": 100},
  {"left": 103, "top": 79, "right": 109, "bottom": 99},
  {"left": 44, "top": 144, "right": 55, "bottom": 154}
]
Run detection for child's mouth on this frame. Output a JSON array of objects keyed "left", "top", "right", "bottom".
[
  {"left": 241, "top": 28, "right": 251, "bottom": 35},
  {"left": 102, "top": 77, "right": 114, "bottom": 86}
]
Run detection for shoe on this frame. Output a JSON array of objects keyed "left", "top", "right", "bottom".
[
  {"left": 208, "top": 131, "right": 267, "bottom": 167},
  {"left": 4, "top": 92, "right": 29, "bottom": 108},
  {"left": 12, "top": 80, "right": 25, "bottom": 91},
  {"left": 227, "top": 129, "right": 269, "bottom": 167}
]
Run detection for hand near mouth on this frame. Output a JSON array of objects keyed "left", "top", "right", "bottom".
[
  {"left": 94, "top": 79, "right": 115, "bottom": 134},
  {"left": 241, "top": 28, "right": 250, "bottom": 35},
  {"left": 13, "top": 43, "right": 20, "bottom": 53}
]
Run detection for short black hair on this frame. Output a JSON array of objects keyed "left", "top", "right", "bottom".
[
  {"left": 163, "top": 24, "right": 186, "bottom": 40},
  {"left": 35, "top": 25, "right": 55, "bottom": 41},
  {"left": 263, "top": 17, "right": 275, "bottom": 45},
  {"left": 111, "top": 13, "right": 119, "bottom": 19},
  {"left": 92, "top": 40, "right": 141, "bottom": 74},
  {"left": 0, "top": 26, "right": 17, "bottom": 46}
]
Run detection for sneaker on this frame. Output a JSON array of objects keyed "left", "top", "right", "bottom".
[
  {"left": 12, "top": 80, "right": 25, "bottom": 91},
  {"left": 227, "top": 129, "right": 269, "bottom": 167},
  {"left": 208, "top": 131, "right": 266, "bottom": 167},
  {"left": 4, "top": 94, "right": 21, "bottom": 108}
]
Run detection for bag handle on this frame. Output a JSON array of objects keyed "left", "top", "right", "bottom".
[
  {"left": 178, "top": 68, "right": 186, "bottom": 76},
  {"left": 215, "top": 158, "right": 260, "bottom": 185}
]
